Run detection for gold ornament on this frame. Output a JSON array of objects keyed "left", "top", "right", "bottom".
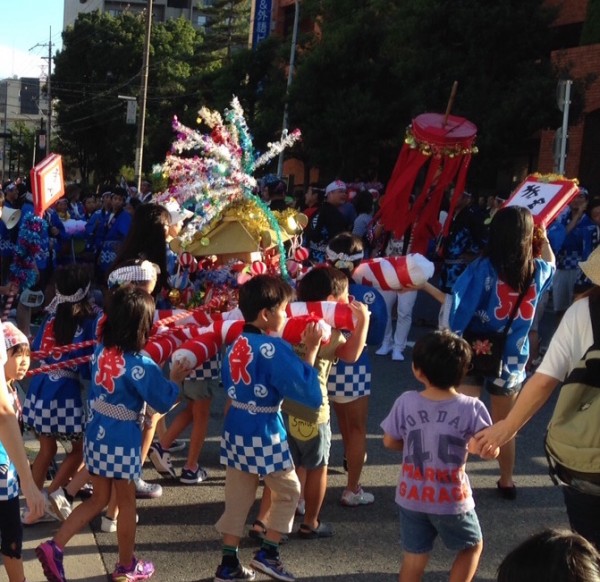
[{"left": 168, "top": 289, "right": 181, "bottom": 306}]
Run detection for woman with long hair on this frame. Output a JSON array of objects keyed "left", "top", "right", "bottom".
[{"left": 423, "top": 206, "right": 555, "bottom": 498}]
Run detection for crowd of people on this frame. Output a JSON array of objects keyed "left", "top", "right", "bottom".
[{"left": 0, "top": 173, "right": 599, "bottom": 582}]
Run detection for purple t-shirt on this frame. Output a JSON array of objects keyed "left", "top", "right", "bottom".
[{"left": 381, "top": 391, "right": 492, "bottom": 515}]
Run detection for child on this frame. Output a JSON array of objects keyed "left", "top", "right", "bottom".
[
  {"left": 325, "top": 233, "right": 387, "bottom": 506},
  {"left": 0, "top": 322, "right": 45, "bottom": 582},
  {"left": 290, "top": 266, "right": 370, "bottom": 537},
  {"left": 214, "top": 274, "right": 323, "bottom": 582},
  {"left": 381, "top": 330, "right": 499, "bottom": 582},
  {"left": 497, "top": 529, "right": 600, "bottom": 582},
  {"left": 36, "top": 285, "right": 191, "bottom": 582},
  {"left": 21, "top": 264, "right": 98, "bottom": 524}
]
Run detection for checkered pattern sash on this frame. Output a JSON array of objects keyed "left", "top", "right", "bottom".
[
  {"left": 91, "top": 399, "right": 143, "bottom": 427},
  {"left": 229, "top": 400, "right": 280, "bottom": 414}
]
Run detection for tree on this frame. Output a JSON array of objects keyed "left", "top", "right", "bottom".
[
  {"left": 53, "top": 11, "right": 202, "bottom": 184},
  {"left": 289, "top": 0, "right": 561, "bottom": 189},
  {"left": 200, "top": 0, "right": 252, "bottom": 67}
]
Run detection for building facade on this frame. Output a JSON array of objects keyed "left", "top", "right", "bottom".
[{"left": 0, "top": 77, "right": 49, "bottom": 181}]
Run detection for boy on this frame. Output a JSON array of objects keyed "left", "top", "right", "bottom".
[
  {"left": 215, "top": 275, "right": 324, "bottom": 582},
  {"left": 291, "top": 266, "right": 370, "bottom": 538},
  {"left": 381, "top": 330, "right": 499, "bottom": 582}
]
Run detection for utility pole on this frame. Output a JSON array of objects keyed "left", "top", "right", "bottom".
[
  {"left": 30, "top": 28, "right": 53, "bottom": 159},
  {"left": 277, "top": 0, "right": 300, "bottom": 177},
  {"left": 134, "top": 0, "right": 153, "bottom": 191}
]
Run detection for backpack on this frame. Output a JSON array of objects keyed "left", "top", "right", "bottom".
[{"left": 544, "top": 294, "right": 600, "bottom": 488}]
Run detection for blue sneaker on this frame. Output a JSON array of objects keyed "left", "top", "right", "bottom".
[
  {"left": 36, "top": 540, "right": 66, "bottom": 582},
  {"left": 180, "top": 466, "right": 208, "bottom": 485},
  {"left": 250, "top": 549, "right": 295, "bottom": 582},
  {"left": 214, "top": 563, "right": 256, "bottom": 581}
]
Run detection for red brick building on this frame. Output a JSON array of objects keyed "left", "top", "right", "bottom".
[{"left": 539, "top": 0, "right": 600, "bottom": 193}]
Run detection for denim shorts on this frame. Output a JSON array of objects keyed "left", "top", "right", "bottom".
[
  {"left": 463, "top": 375, "right": 522, "bottom": 397},
  {"left": 398, "top": 506, "right": 482, "bottom": 554},
  {"left": 286, "top": 419, "right": 331, "bottom": 469}
]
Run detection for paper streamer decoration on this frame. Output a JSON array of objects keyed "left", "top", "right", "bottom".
[{"left": 351, "top": 254, "right": 434, "bottom": 291}]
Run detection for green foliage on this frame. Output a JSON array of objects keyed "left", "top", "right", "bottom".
[
  {"left": 289, "top": 0, "right": 561, "bottom": 188},
  {"left": 582, "top": 0, "right": 600, "bottom": 45},
  {"left": 53, "top": 10, "right": 202, "bottom": 184},
  {"left": 201, "top": 0, "right": 252, "bottom": 66}
]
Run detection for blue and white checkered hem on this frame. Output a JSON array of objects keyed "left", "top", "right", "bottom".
[
  {"left": 23, "top": 395, "right": 85, "bottom": 439},
  {"left": 0, "top": 463, "right": 19, "bottom": 501},
  {"left": 85, "top": 440, "right": 141, "bottom": 480},
  {"left": 327, "top": 364, "right": 371, "bottom": 398},
  {"left": 220, "top": 431, "right": 292, "bottom": 476}
]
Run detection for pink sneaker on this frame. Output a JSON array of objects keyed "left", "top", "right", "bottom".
[
  {"left": 35, "top": 540, "right": 66, "bottom": 582},
  {"left": 111, "top": 557, "right": 155, "bottom": 581}
]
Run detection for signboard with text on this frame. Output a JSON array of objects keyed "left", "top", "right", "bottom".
[
  {"left": 502, "top": 175, "right": 580, "bottom": 228},
  {"left": 30, "top": 153, "right": 64, "bottom": 216},
  {"left": 252, "top": 0, "right": 272, "bottom": 47}
]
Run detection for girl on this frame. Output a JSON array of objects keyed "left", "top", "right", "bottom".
[
  {"left": 21, "top": 264, "right": 98, "bottom": 524},
  {"left": 423, "top": 206, "right": 555, "bottom": 497},
  {"left": 325, "top": 233, "right": 387, "bottom": 506},
  {"left": 0, "top": 322, "right": 45, "bottom": 582},
  {"left": 36, "top": 285, "right": 191, "bottom": 582}
]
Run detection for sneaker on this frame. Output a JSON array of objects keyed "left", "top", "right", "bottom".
[
  {"left": 214, "top": 563, "right": 256, "bottom": 581},
  {"left": 375, "top": 343, "right": 393, "bottom": 356},
  {"left": 295, "top": 499, "right": 305, "bottom": 516},
  {"left": 148, "top": 442, "right": 176, "bottom": 478},
  {"left": 102, "top": 513, "right": 140, "bottom": 533},
  {"left": 166, "top": 439, "right": 186, "bottom": 453},
  {"left": 250, "top": 550, "right": 295, "bottom": 582},
  {"left": 48, "top": 488, "right": 73, "bottom": 521},
  {"left": 36, "top": 540, "right": 66, "bottom": 582},
  {"left": 101, "top": 515, "right": 118, "bottom": 533},
  {"left": 392, "top": 347, "right": 404, "bottom": 361},
  {"left": 134, "top": 477, "right": 162, "bottom": 499},
  {"left": 76, "top": 483, "right": 94, "bottom": 500},
  {"left": 340, "top": 486, "right": 375, "bottom": 507},
  {"left": 22, "top": 508, "right": 57, "bottom": 525},
  {"left": 180, "top": 466, "right": 208, "bottom": 484},
  {"left": 111, "top": 557, "right": 154, "bottom": 581}
]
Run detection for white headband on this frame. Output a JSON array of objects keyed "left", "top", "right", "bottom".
[
  {"left": 46, "top": 283, "right": 91, "bottom": 314},
  {"left": 107, "top": 261, "right": 159, "bottom": 289},
  {"left": 326, "top": 248, "right": 364, "bottom": 270}
]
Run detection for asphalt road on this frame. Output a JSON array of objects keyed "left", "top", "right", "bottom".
[{"left": 23, "top": 293, "right": 568, "bottom": 582}]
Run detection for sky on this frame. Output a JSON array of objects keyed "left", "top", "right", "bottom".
[{"left": 0, "top": 0, "right": 64, "bottom": 80}]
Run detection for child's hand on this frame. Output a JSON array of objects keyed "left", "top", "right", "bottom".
[
  {"left": 22, "top": 481, "right": 45, "bottom": 521},
  {"left": 170, "top": 358, "right": 193, "bottom": 383},
  {"left": 467, "top": 436, "right": 499, "bottom": 460},
  {"left": 348, "top": 299, "right": 369, "bottom": 325},
  {"left": 301, "top": 322, "right": 324, "bottom": 351}
]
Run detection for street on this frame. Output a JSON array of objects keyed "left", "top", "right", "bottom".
[{"left": 21, "top": 294, "right": 567, "bottom": 581}]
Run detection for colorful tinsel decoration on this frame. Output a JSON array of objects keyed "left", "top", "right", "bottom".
[
  {"left": 156, "top": 97, "right": 302, "bottom": 279},
  {"left": 10, "top": 214, "right": 46, "bottom": 290}
]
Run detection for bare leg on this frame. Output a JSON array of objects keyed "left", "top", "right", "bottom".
[
  {"left": 140, "top": 412, "right": 161, "bottom": 463},
  {"left": 186, "top": 399, "right": 210, "bottom": 469},
  {"left": 160, "top": 405, "right": 192, "bottom": 449},
  {"left": 2, "top": 555, "right": 25, "bottom": 582},
  {"left": 31, "top": 436, "right": 58, "bottom": 489},
  {"left": 489, "top": 394, "right": 518, "bottom": 488},
  {"left": 114, "top": 479, "right": 137, "bottom": 566},
  {"left": 48, "top": 440, "right": 83, "bottom": 493},
  {"left": 399, "top": 551, "right": 429, "bottom": 582},
  {"left": 302, "top": 466, "right": 328, "bottom": 530},
  {"left": 333, "top": 397, "right": 369, "bottom": 493},
  {"left": 54, "top": 475, "right": 111, "bottom": 549},
  {"left": 105, "top": 483, "right": 118, "bottom": 520},
  {"left": 449, "top": 542, "right": 482, "bottom": 582},
  {"left": 64, "top": 466, "right": 91, "bottom": 498}
]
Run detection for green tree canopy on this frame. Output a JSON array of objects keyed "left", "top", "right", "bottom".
[
  {"left": 53, "top": 10, "right": 202, "bottom": 184},
  {"left": 289, "top": 0, "right": 561, "bottom": 189}
]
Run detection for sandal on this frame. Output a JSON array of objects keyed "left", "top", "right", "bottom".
[
  {"left": 298, "top": 520, "right": 334, "bottom": 539},
  {"left": 248, "top": 519, "right": 266, "bottom": 541},
  {"left": 496, "top": 481, "right": 517, "bottom": 500}
]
